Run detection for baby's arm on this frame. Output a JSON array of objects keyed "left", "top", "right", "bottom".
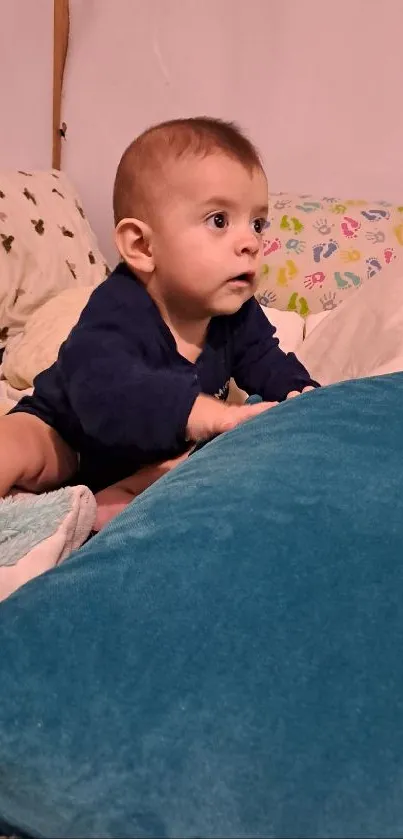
[
  {"left": 57, "top": 320, "right": 277, "bottom": 455},
  {"left": 231, "top": 298, "right": 320, "bottom": 401}
]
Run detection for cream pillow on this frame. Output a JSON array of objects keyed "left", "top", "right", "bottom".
[
  {"left": 3, "top": 286, "right": 94, "bottom": 389},
  {"left": 0, "top": 170, "right": 108, "bottom": 342},
  {"left": 0, "top": 397, "right": 16, "bottom": 416}
]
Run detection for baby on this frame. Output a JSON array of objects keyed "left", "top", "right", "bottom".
[{"left": 0, "top": 117, "right": 319, "bottom": 529}]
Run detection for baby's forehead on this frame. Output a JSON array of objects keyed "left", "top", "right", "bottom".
[
  {"left": 155, "top": 153, "right": 267, "bottom": 208},
  {"left": 114, "top": 119, "right": 265, "bottom": 224}
]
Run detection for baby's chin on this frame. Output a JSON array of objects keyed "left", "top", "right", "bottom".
[{"left": 208, "top": 288, "right": 255, "bottom": 316}]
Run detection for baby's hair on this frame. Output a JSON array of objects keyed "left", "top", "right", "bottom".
[{"left": 113, "top": 116, "right": 262, "bottom": 225}]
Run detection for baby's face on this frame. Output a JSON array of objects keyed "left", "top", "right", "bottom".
[{"left": 149, "top": 153, "right": 268, "bottom": 318}]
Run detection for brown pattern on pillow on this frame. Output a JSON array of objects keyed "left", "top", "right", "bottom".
[
  {"left": 1, "top": 234, "right": 13, "bottom": 253},
  {"left": 59, "top": 225, "right": 74, "bottom": 238},
  {"left": 22, "top": 187, "right": 36, "bottom": 204},
  {"left": 31, "top": 219, "right": 45, "bottom": 235},
  {"left": 0, "top": 169, "right": 108, "bottom": 339},
  {"left": 66, "top": 260, "right": 77, "bottom": 279}
]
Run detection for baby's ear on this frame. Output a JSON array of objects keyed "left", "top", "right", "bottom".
[{"left": 114, "top": 218, "right": 154, "bottom": 274}]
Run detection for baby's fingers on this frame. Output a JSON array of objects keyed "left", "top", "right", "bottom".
[
  {"left": 242, "top": 401, "right": 278, "bottom": 418},
  {"left": 286, "top": 386, "right": 315, "bottom": 400}
]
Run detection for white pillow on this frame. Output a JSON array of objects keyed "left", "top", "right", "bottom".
[
  {"left": 304, "top": 310, "right": 332, "bottom": 338},
  {"left": 260, "top": 306, "right": 304, "bottom": 352},
  {"left": 298, "top": 268, "right": 403, "bottom": 386}
]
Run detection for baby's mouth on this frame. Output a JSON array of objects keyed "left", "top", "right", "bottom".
[{"left": 227, "top": 272, "right": 255, "bottom": 285}]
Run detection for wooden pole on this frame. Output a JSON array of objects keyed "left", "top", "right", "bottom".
[{"left": 52, "top": 0, "right": 69, "bottom": 169}]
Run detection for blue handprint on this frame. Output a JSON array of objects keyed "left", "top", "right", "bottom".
[
  {"left": 320, "top": 291, "right": 338, "bottom": 310},
  {"left": 365, "top": 230, "right": 385, "bottom": 244},
  {"left": 286, "top": 238, "right": 305, "bottom": 255},
  {"left": 257, "top": 288, "right": 277, "bottom": 307}
]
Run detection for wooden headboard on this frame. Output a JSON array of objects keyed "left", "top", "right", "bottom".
[{"left": 52, "top": 0, "right": 70, "bottom": 169}]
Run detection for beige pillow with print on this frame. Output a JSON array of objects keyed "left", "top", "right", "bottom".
[
  {"left": 0, "top": 170, "right": 109, "bottom": 342},
  {"left": 3, "top": 286, "right": 94, "bottom": 390},
  {"left": 256, "top": 193, "right": 403, "bottom": 315}
]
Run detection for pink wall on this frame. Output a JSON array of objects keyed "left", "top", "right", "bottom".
[
  {"left": 2, "top": 0, "right": 403, "bottom": 265},
  {"left": 265, "top": 1, "right": 403, "bottom": 200},
  {"left": 63, "top": 0, "right": 272, "bottom": 263},
  {"left": 0, "top": 0, "right": 53, "bottom": 170}
]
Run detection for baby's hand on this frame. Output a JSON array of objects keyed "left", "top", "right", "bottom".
[
  {"left": 186, "top": 394, "right": 277, "bottom": 442},
  {"left": 286, "top": 386, "right": 315, "bottom": 400}
]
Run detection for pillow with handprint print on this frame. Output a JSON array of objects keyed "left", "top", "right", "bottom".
[{"left": 256, "top": 193, "right": 403, "bottom": 315}]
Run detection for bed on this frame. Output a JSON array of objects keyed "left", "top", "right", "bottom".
[{"left": 2, "top": 2, "right": 403, "bottom": 837}]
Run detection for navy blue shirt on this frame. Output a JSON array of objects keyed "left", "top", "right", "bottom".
[{"left": 11, "top": 263, "right": 318, "bottom": 491}]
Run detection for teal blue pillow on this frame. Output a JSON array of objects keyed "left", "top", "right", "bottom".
[{"left": 1, "top": 374, "right": 403, "bottom": 838}]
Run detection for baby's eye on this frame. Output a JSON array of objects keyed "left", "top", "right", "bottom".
[
  {"left": 206, "top": 212, "right": 228, "bottom": 230},
  {"left": 251, "top": 217, "right": 268, "bottom": 235}
]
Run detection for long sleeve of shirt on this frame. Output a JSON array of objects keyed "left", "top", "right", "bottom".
[
  {"left": 57, "top": 326, "right": 201, "bottom": 453},
  {"left": 231, "top": 297, "right": 319, "bottom": 401},
  {"left": 11, "top": 267, "right": 203, "bottom": 462}
]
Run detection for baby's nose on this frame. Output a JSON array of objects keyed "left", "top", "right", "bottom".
[{"left": 234, "top": 229, "right": 260, "bottom": 256}]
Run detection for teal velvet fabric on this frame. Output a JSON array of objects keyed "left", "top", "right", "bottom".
[{"left": 1, "top": 374, "right": 403, "bottom": 838}]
